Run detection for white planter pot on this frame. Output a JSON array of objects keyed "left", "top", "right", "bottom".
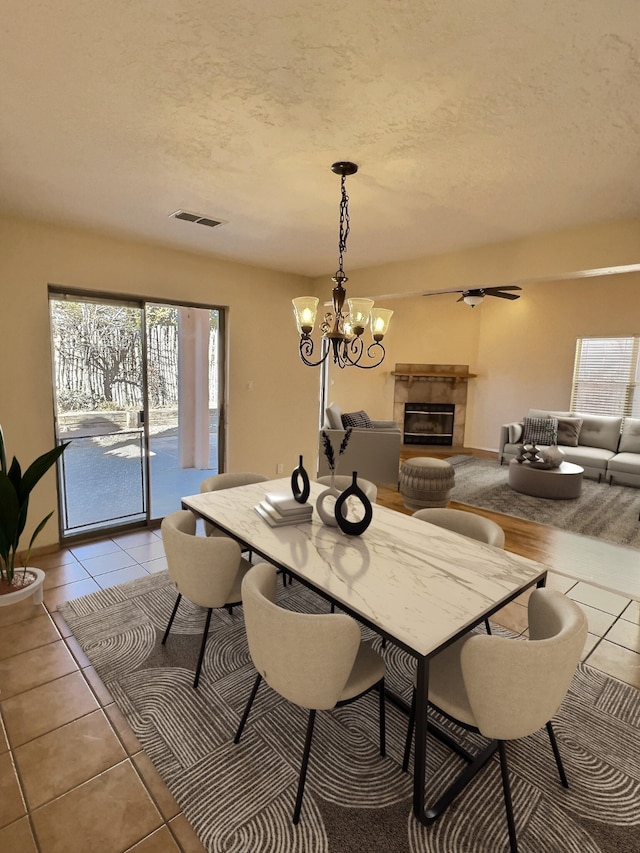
[{"left": 0, "top": 567, "right": 45, "bottom": 607}]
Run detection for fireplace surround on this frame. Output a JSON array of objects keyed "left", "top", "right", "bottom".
[{"left": 392, "top": 363, "right": 475, "bottom": 448}]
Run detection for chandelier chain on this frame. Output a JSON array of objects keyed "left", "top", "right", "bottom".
[{"left": 337, "top": 174, "right": 350, "bottom": 277}]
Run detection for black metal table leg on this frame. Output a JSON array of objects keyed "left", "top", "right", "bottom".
[{"left": 413, "top": 656, "right": 429, "bottom": 821}]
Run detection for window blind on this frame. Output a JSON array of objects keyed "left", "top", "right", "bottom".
[{"left": 571, "top": 336, "right": 640, "bottom": 416}]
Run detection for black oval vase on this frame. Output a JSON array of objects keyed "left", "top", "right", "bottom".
[
  {"left": 291, "top": 455, "right": 310, "bottom": 503},
  {"left": 334, "top": 471, "right": 373, "bottom": 536}
]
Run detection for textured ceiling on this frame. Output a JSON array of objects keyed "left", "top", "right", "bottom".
[{"left": 1, "top": 1, "right": 639, "bottom": 277}]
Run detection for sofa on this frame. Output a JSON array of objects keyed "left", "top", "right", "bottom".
[
  {"left": 317, "top": 402, "right": 402, "bottom": 485},
  {"left": 498, "top": 408, "right": 640, "bottom": 486}
]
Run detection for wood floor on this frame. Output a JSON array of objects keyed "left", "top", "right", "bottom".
[{"left": 381, "top": 446, "right": 634, "bottom": 579}]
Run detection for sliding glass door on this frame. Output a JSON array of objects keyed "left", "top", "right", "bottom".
[
  {"left": 145, "top": 303, "right": 223, "bottom": 519},
  {"left": 49, "top": 292, "right": 223, "bottom": 538}
]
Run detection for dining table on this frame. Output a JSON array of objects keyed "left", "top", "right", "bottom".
[{"left": 182, "top": 477, "right": 547, "bottom": 825}]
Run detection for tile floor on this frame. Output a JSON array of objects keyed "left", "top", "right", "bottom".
[{"left": 0, "top": 527, "right": 639, "bottom": 852}]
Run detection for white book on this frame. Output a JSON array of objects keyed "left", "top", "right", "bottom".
[
  {"left": 255, "top": 503, "right": 311, "bottom": 527},
  {"left": 260, "top": 501, "right": 311, "bottom": 522},
  {"left": 264, "top": 492, "right": 312, "bottom": 516}
]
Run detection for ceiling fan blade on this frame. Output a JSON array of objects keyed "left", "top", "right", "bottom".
[
  {"left": 490, "top": 291, "right": 521, "bottom": 300},
  {"left": 456, "top": 294, "right": 465, "bottom": 302},
  {"left": 483, "top": 285, "right": 522, "bottom": 294},
  {"left": 422, "top": 288, "right": 464, "bottom": 297}
]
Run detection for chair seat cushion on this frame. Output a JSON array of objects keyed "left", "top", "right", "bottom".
[{"left": 340, "top": 641, "right": 385, "bottom": 703}]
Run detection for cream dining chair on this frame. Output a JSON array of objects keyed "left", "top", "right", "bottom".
[
  {"left": 402, "top": 588, "right": 587, "bottom": 853},
  {"left": 234, "top": 562, "right": 386, "bottom": 824},
  {"left": 412, "top": 507, "right": 505, "bottom": 547},
  {"left": 200, "top": 472, "right": 269, "bottom": 537},
  {"left": 161, "top": 509, "right": 252, "bottom": 688},
  {"left": 316, "top": 474, "right": 378, "bottom": 504}
]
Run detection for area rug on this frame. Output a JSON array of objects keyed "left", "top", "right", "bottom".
[
  {"left": 59, "top": 572, "right": 640, "bottom": 853},
  {"left": 448, "top": 456, "right": 640, "bottom": 549}
]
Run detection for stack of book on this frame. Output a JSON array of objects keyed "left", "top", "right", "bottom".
[{"left": 255, "top": 492, "right": 313, "bottom": 527}]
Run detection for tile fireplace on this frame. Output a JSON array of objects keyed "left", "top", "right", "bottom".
[{"left": 392, "top": 363, "right": 475, "bottom": 448}]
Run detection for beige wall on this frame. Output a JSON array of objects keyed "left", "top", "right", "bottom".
[
  {"left": 0, "top": 216, "right": 319, "bottom": 550},
  {"left": 319, "top": 217, "right": 640, "bottom": 450},
  {"left": 316, "top": 217, "right": 640, "bottom": 301}
]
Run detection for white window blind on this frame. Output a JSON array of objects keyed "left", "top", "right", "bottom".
[{"left": 571, "top": 336, "right": 640, "bottom": 416}]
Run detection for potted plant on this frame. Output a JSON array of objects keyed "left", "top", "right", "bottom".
[{"left": 0, "top": 425, "right": 68, "bottom": 601}]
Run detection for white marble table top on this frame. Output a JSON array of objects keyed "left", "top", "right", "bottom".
[{"left": 182, "top": 479, "right": 547, "bottom": 659}]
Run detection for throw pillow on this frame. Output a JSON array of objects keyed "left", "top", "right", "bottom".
[
  {"left": 341, "top": 410, "right": 373, "bottom": 429},
  {"left": 556, "top": 417, "right": 583, "bottom": 447},
  {"left": 521, "top": 416, "right": 558, "bottom": 446},
  {"left": 325, "top": 402, "right": 343, "bottom": 430}
]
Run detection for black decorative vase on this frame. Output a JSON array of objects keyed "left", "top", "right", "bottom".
[
  {"left": 291, "top": 455, "right": 310, "bottom": 504},
  {"left": 334, "top": 471, "right": 373, "bottom": 536}
]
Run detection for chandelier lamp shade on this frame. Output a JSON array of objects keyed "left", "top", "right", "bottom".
[{"left": 292, "top": 162, "right": 393, "bottom": 369}]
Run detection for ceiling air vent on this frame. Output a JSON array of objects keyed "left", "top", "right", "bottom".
[{"left": 169, "top": 210, "right": 226, "bottom": 228}]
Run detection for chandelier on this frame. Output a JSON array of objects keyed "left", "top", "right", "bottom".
[{"left": 292, "top": 162, "right": 393, "bottom": 369}]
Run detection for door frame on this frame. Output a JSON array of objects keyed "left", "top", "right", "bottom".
[{"left": 48, "top": 285, "right": 227, "bottom": 541}]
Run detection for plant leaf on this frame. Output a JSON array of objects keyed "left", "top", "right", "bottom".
[
  {"left": 0, "top": 424, "right": 6, "bottom": 475},
  {"left": 18, "top": 443, "right": 68, "bottom": 504},
  {"left": 321, "top": 430, "right": 335, "bottom": 472}
]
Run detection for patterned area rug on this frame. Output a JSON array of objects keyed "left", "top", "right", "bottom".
[
  {"left": 449, "top": 456, "right": 640, "bottom": 549},
  {"left": 59, "top": 572, "right": 640, "bottom": 853}
]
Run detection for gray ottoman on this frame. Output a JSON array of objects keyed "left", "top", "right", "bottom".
[{"left": 399, "top": 457, "right": 455, "bottom": 510}]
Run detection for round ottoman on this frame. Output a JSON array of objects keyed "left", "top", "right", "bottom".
[{"left": 399, "top": 457, "right": 455, "bottom": 510}]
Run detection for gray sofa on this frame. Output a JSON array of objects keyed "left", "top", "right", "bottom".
[
  {"left": 318, "top": 402, "right": 402, "bottom": 485},
  {"left": 499, "top": 408, "right": 640, "bottom": 486}
]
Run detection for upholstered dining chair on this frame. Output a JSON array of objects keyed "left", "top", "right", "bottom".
[
  {"left": 316, "top": 474, "right": 378, "bottom": 504},
  {"left": 234, "top": 562, "right": 386, "bottom": 825},
  {"left": 402, "top": 588, "right": 587, "bottom": 853},
  {"left": 161, "top": 509, "right": 251, "bottom": 688},
  {"left": 199, "top": 472, "right": 269, "bottom": 537},
  {"left": 412, "top": 507, "right": 505, "bottom": 547},
  {"left": 413, "top": 507, "right": 505, "bottom": 633}
]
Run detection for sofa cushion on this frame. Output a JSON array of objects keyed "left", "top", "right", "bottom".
[
  {"left": 527, "top": 408, "right": 572, "bottom": 420},
  {"left": 606, "top": 451, "right": 640, "bottom": 475},
  {"left": 573, "top": 413, "right": 622, "bottom": 452},
  {"left": 341, "top": 410, "right": 374, "bottom": 429},
  {"left": 508, "top": 422, "right": 523, "bottom": 443},
  {"left": 325, "top": 402, "right": 343, "bottom": 430},
  {"left": 522, "top": 416, "right": 558, "bottom": 446},
  {"left": 618, "top": 417, "right": 640, "bottom": 453},
  {"left": 556, "top": 417, "right": 583, "bottom": 447}
]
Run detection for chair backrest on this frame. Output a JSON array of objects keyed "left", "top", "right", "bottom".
[
  {"left": 161, "top": 510, "right": 243, "bottom": 608},
  {"left": 241, "top": 563, "right": 361, "bottom": 711},
  {"left": 316, "top": 475, "right": 377, "bottom": 503},
  {"left": 460, "top": 588, "right": 587, "bottom": 740},
  {"left": 200, "top": 472, "right": 269, "bottom": 493},
  {"left": 199, "top": 473, "right": 269, "bottom": 535},
  {"left": 412, "top": 507, "right": 505, "bottom": 548}
]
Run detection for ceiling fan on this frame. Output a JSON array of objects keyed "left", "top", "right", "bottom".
[{"left": 422, "top": 285, "right": 522, "bottom": 307}]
